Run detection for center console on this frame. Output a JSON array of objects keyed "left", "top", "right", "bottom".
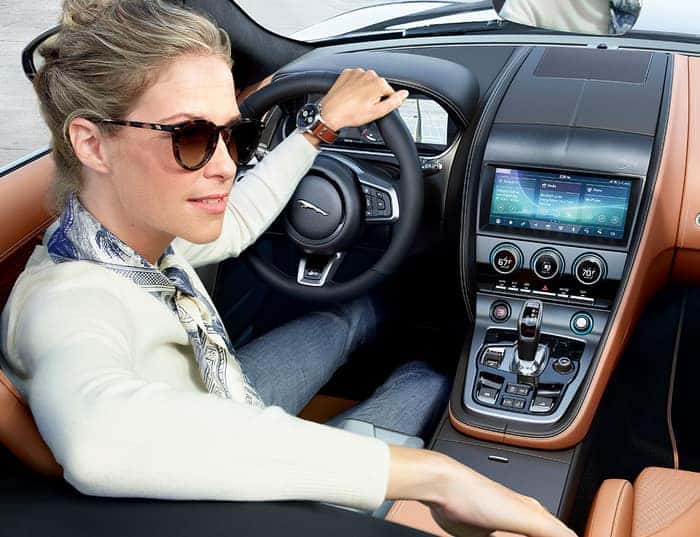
[
  {"left": 391, "top": 46, "right": 682, "bottom": 537},
  {"left": 453, "top": 46, "right": 669, "bottom": 442},
  {"left": 464, "top": 164, "right": 642, "bottom": 431}
]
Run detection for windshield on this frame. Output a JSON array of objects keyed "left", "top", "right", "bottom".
[
  {"left": 236, "top": 1, "right": 494, "bottom": 40},
  {"left": 236, "top": 0, "right": 700, "bottom": 41}
]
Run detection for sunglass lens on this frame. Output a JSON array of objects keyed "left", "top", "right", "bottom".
[
  {"left": 176, "top": 122, "right": 216, "bottom": 169},
  {"left": 227, "top": 121, "right": 261, "bottom": 165}
]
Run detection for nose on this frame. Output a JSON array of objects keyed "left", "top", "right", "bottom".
[{"left": 204, "top": 132, "right": 237, "bottom": 180}]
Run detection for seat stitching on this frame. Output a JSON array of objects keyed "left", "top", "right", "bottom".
[{"left": 610, "top": 481, "right": 629, "bottom": 537}]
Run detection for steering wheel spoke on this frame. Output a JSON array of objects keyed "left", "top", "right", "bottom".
[
  {"left": 297, "top": 252, "right": 344, "bottom": 287},
  {"left": 323, "top": 153, "right": 399, "bottom": 225}
]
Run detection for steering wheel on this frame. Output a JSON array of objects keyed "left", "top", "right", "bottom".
[{"left": 239, "top": 72, "right": 423, "bottom": 303}]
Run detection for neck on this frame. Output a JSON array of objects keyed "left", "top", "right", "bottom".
[{"left": 77, "top": 190, "right": 174, "bottom": 265}]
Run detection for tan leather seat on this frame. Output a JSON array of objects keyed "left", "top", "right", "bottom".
[
  {"left": 0, "top": 154, "right": 62, "bottom": 477},
  {"left": 585, "top": 467, "right": 700, "bottom": 537}
]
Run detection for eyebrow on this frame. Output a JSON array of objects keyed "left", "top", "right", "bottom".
[{"left": 157, "top": 112, "right": 241, "bottom": 124}]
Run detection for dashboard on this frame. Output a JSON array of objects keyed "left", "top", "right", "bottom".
[{"left": 266, "top": 40, "right": 699, "bottom": 451}]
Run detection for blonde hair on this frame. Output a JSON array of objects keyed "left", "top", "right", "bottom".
[{"left": 35, "top": 0, "right": 232, "bottom": 212}]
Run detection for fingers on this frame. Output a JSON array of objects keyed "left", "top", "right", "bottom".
[
  {"left": 323, "top": 67, "right": 410, "bottom": 129},
  {"left": 376, "top": 89, "right": 410, "bottom": 115}
]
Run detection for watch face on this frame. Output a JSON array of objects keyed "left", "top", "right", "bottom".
[{"left": 296, "top": 102, "right": 320, "bottom": 130}]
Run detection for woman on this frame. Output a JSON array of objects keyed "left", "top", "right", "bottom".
[{"left": 0, "top": 1, "right": 575, "bottom": 536}]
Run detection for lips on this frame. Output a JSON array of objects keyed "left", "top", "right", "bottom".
[{"left": 188, "top": 193, "right": 229, "bottom": 214}]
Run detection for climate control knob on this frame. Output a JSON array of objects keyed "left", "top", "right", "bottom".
[
  {"left": 573, "top": 254, "right": 607, "bottom": 286},
  {"left": 490, "top": 243, "right": 522, "bottom": 276},
  {"left": 531, "top": 249, "right": 564, "bottom": 280}
]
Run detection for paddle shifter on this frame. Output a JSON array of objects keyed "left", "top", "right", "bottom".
[{"left": 514, "top": 300, "right": 548, "bottom": 379}]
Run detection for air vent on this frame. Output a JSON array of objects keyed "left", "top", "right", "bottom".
[{"left": 534, "top": 48, "right": 652, "bottom": 83}]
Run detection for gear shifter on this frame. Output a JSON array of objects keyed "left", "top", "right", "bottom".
[
  {"left": 514, "top": 300, "right": 547, "bottom": 378},
  {"left": 517, "top": 300, "right": 543, "bottom": 361}
]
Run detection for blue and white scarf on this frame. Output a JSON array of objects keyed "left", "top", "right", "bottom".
[
  {"left": 610, "top": 0, "right": 641, "bottom": 34},
  {"left": 47, "top": 194, "right": 264, "bottom": 407}
]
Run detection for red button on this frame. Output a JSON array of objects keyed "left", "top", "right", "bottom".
[{"left": 491, "top": 302, "right": 510, "bottom": 322}]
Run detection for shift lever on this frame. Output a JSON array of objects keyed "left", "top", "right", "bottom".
[
  {"left": 517, "top": 300, "right": 543, "bottom": 361},
  {"left": 514, "top": 300, "right": 547, "bottom": 378}
]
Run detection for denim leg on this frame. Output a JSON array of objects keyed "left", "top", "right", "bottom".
[
  {"left": 236, "top": 295, "right": 378, "bottom": 416},
  {"left": 326, "top": 361, "right": 451, "bottom": 438}
]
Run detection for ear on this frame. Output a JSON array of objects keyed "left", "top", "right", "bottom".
[{"left": 67, "top": 118, "right": 112, "bottom": 175}]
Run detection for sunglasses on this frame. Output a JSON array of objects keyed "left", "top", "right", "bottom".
[{"left": 99, "top": 117, "right": 263, "bottom": 171}]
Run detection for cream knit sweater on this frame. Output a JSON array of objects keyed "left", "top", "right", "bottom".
[{"left": 0, "top": 132, "right": 390, "bottom": 511}]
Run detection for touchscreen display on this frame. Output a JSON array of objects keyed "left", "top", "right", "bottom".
[{"left": 488, "top": 168, "right": 633, "bottom": 240}]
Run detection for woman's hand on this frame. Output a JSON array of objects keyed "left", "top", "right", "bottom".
[
  {"left": 319, "top": 68, "right": 409, "bottom": 132},
  {"left": 387, "top": 446, "right": 578, "bottom": 537}
]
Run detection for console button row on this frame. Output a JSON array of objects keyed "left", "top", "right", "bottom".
[
  {"left": 476, "top": 374, "right": 562, "bottom": 414},
  {"left": 493, "top": 280, "right": 595, "bottom": 305}
]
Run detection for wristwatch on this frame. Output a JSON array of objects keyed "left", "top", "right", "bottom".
[{"left": 296, "top": 101, "right": 339, "bottom": 144}]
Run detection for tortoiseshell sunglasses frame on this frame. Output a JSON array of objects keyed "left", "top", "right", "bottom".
[{"left": 99, "top": 117, "right": 263, "bottom": 170}]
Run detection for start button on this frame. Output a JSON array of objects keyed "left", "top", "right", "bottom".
[{"left": 490, "top": 301, "right": 511, "bottom": 323}]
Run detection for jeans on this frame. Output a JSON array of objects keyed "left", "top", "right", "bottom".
[{"left": 236, "top": 296, "right": 450, "bottom": 438}]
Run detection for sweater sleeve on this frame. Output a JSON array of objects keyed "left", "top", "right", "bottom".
[
  {"left": 172, "top": 132, "right": 319, "bottom": 269},
  {"left": 13, "top": 287, "right": 390, "bottom": 511}
]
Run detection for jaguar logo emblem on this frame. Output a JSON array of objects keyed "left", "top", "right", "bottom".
[{"left": 296, "top": 199, "right": 329, "bottom": 216}]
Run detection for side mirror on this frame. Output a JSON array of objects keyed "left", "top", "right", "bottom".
[
  {"left": 21, "top": 26, "right": 60, "bottom": 82},
  {"left": 492, "top": 0, "right": 642, "bottom": 36}
]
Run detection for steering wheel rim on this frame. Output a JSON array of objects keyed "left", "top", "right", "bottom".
[{"left": 239, "top": 72, "right": 423, "bottom": 302}]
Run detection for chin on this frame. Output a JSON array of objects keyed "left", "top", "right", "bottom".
[{"left": 178, "top": 219, "right": 224, "bottom": 245}]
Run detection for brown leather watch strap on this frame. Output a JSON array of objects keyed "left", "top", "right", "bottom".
[{"left": 309, "top": 119, "right": 339, "bottom": 144}]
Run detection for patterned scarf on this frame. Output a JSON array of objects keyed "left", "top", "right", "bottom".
[
  {"left": 47, "top": 194, "right": 264, "bottom": 408},
  {"left": 610, "top": 0, "right": 641, "bottom": 34}
]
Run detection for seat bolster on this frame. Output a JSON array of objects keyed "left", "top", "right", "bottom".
[
  {"left": 585, "top": 479, "right": 634, "bottom": 537},
  {"left": 0, "top": 370, "right": 62, "bottom": 478}
]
